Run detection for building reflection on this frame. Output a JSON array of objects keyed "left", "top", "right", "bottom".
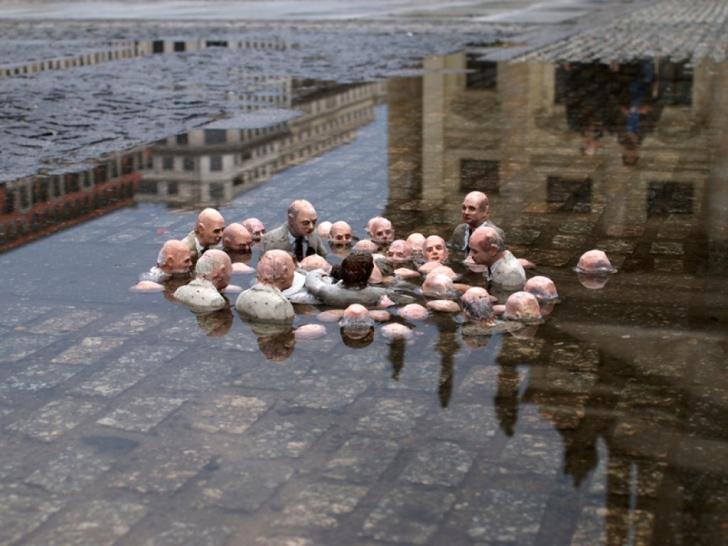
[
  {"left": 0, "top": 151, "right": 144, "bottom": 252},
  {"left": 137, "top": 78, "right": 385, "bottom": 206},
  {"left": 384, "top": 52, "right": 728, "bottom": 544}
]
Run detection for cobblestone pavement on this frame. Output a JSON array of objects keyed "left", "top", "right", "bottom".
[{"left": 1, "top": 1, "right": 728, "bottom": 545}]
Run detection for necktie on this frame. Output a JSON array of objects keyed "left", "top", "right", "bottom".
[
  {"left": 464, "top": 227, "right": 471, "bottom": 253},
  {"left": 294, "top": 236, "right": 304, "bottom": 262}
]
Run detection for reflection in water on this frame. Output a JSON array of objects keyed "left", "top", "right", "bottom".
[{"left": 1, "top": 46, "right": 727, "bottom": 545}]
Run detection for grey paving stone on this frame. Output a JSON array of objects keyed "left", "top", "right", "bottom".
[
  {"left": 51, "top": 336, "right": 126, "bottom": 365},
  {"left": 102, "top": 227, "right": 149, "bottom": 243},
  {"left": 236, "top": 413, "right": 333, "bottom": 459},
  {"left": 400, "top": 441, "right": 474, "bottom": 487},
  {"left": 0, "top": 303, "right": 53, "bottom": 327},
  {"left": 111, "top": 443, "right": 212, "bottom": 494},
  {"left": 159, "top": 357, "right": 234, "bottom": 393},
  {"left": 461, "top": 489, "right": 549, "bottom": 544},
  {"left": 99, "top": 312, "right": 161, "bottom": 335},
  {"left": 323, "top": 436, "right": 399, "bottom": 483},
  {"left": 276, "top": 482, "right": 369, "bottom": 529},
  {"left": 28, "top": 309, "right": 104, "bottom": 334},
  {"left": 0, "top": 484, "right": 65, "bottom": 545},
  {"left": 551, "top": 234, "right": 588, "bottom": 250},
  {"left": 0, "top": 362, "right": 81, "bottom": 391},
  {"left": 595, "top": 239, "right": 637, "bottom": 254},
  {"left": 506, "top": 226, "right": 541, "bottom": 245},
  {"left": 230, "top": 357, "right": 313, "bottom": 390},
  {"left": 186, "top": 394, "right": 270, "bottom": 434},
  {"left": 70, "top": 344, "right": 183, "bottom": 397},
  {"left": 25, "top": 445, "right": 114, "bottom": 494},
  {"left": 287, "top": 376, "right": 370, "bottom": 411},
  {"left": 197, "top": 460, "right": 294, "bottom": 512},
  {"left": 0, "top": 334, "right": 58, "bottom": 363},
  {"left": 497, "top": 433, "right": 561, "bottom": 476},
  {"left": 423, "top": 403, "right": 499, "bottom": 445},
  {"left": 143, "top": 522, "right": 234, "bottom": 546},
  {"left": 156, "top": 322, "right": 207, "bottom": 343},
  {"left": 570, "top": 506, "right": 654, "bottom": 546},
  {"left": 354, "top": 396, "right": 430, "bottom": 438},
  {"left": 26, "top": 499, "right": 147, "bottom": 546},
  {"left": 7, "top": 398, "right": 103, "bottom": 442},
  {"left": 97, "top": 396, "right": 186, "bottom": 433},
  {"left": 254, "top": 537, "right": 315, "bottom": 546},
  {"left": 650, "top": 241, "right": 685, "bottom": 255},
  {"left": 361, "top": 486, "right": 456, "bottom": 544}
]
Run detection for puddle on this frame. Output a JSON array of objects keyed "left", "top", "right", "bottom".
[{"left": 0, "top": 49, "right": 727, "bottom": 545}]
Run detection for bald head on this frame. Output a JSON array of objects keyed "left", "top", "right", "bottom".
[
  {"left": 406, "top": 233, "right": 426, "bottom": 255},
  {"left": 468, "top": 226, "right": 504, "bottom": 266},
  {"left": 196, "top": 249, "right": 231, "bottom": 290},
  {"left": 422, "top": 272, "right": 458, "bottom": 299},
  {"left": 195, "top": 208, "right": 225, "bottom": 247},
  {"left": 576, "top": 250, "right": 616, "bottom": 275},
  {"left": 157, "top": 239, "right": 192, "bottom": 275},
  {"left": 462, "top": 191, "right": 490, "bottom": 229},
  {"left": 256, "top": 250, "right": 295, "bottom": 291},
  {"left": 367, "top": 217, "right": 394, "bottom": 246},
  {"left": 287, "top": 199, "right": 317, "bottom": 237},
  {"left": 352, "top": 239, "right": 378, "bottom": 254},
  {"left": 524, "top": 276, "right": 558, "bottom": 301},
  {"left": 461, "top": 287, "right": 495, "bottom": 323},
  {"left": 330, "top": 221, "right": 353, "bottom": 246},
  {"left": 299, "top": 254, "right": 331, "bottom": 273},
  {"left": 503, "top": 291, "right": 541, "bottom": 322},
  {"left": 386, "top": 240, "right": 412, "bottom": 264},
  {"left": 242, "top": 218, "right": 265, "bottom": 242},
  {"left": 222, "top": 223, "right": 252, "bottom": 253},
  {"left": 424, "top": 235, "right": 448, "bottom": 263}
]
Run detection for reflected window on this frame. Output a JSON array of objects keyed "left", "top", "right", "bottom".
[
  {"left": 176, "top": 133, "right": 188, "bottom": 145},
  {"left": 167, "top": 181, "right": 178, "bottom": 195},
  {"left": 658, "top": 60, "right": 693, "bottom": 106},
  {"left": 94, "top": 165, "right": 108, "bottom": 184},
  {"left": 204, "top": 130, "right": 227, "bottom": 145},
  {"left": 3, "top": 190, "right": 15, "bottom": 213},
  {"left": 209, "top": 183, "right": 224, "bottom": 199},
  {"left": 138, "top": 180, "right": 157, "bottom": 194},
  {"left": 206, "top": 40, "right": 228, "bottom": 47},
  {"left": 466, "top": 56, "right": 497, "bottom": 90},
  {"left": 19, "top": 186, "right": 29, "bottom": 209},
  {"left": 183, "top": 158, "right": 195, "bottom": 172},
  {"left": 647, "top": 182, "right": 693, "bottom": 216},
  {"left": 162, "top": 156, "right": 174, "bottom": 170},
  {"left": 209, "top": 155, "right": 223, "bottom": 171},
  {"left": 152, "top": 40, "right": 164, "bottom": 54},
  {"left": 547, "top": 176, "right": 592, "bottom": 212},
  {"left": 460, "top": 160, "right": 499, "bottom": 193},
  {"left": 174, "top": 41, "right": 186, "bottom": 52}
]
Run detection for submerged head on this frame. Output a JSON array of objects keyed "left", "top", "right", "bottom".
[
  {"left": 367, "top": 216, "right": 394, "bottom": 246},
  {"left": 461, "top": 287, "right": 495, "bottom": 323},
  {"left": 524, "top": 275, "right": 559, "bottom": 302},
  {"left": 576, "top": 249, "right": 616, "bottom": 275},
  {"left": 256, "top": 249, "right": 295, "bottom": 291},
  {"left": 424, "top": 235, "right": 448, "bottom": 263},
  {"left": 503, "top": 291, "right": 541, "bottom": 323},
  {"left": 157, "top": 239, "right": 193, "bottom": 275},
  {"left": 386, "top": 239, "right": 413, "bottom": 264},
  {"left": 422, "top": 272, "right": 458, "bottom": 299},
  {"left": 242, "top": 218, "right": 266, "bottom": 243},
  {"left": 462, "top": 191, "right": 490, "bottom": 229},
  {"left": 222, "top": 223, "right": 252, "bottom": 253},
  {"left": 196, "top": 249, "right": 231, "bottom": 290},
  {"left": 287, "top": 199, "right": 317, "bottom": 238},
  {"left": 468, "top": 226, "right": 504, "bottom": 266},
  {"left": 195, "top": 207, "right": 225, "bottom": 247}
]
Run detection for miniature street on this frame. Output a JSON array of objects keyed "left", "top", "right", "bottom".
[{"left": 0, "top": 1, "right": 727, "bottom": 545}]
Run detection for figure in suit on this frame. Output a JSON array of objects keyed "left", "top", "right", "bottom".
[
  {"left": 182, "top": 208, "right": 225, "bottom": 264},
  {"left": 262, "top": 199, "right": 328, "bottom": 261},
  {"left": 450, "top": 191, "right": 504, "bottom": 252}
]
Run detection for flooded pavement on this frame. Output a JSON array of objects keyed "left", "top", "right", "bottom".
[{"left": 2, "top": 2, "right": 728, "bottom": 546}]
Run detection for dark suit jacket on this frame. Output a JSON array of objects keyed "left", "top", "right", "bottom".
[
  {"left": 262, "top": 223, "right": 328, "bottom": 257},
  {"left": 449, "top": 221, "right": 506, "bottom": 251}
]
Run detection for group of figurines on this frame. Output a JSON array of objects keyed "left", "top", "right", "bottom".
[{"left": 133, "top": 191, "right": 618, "bottom": 343}]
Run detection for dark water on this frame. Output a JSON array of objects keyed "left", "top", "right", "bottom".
[{"left": 0, "top": 51, "right": 727, "bottom": 545}]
